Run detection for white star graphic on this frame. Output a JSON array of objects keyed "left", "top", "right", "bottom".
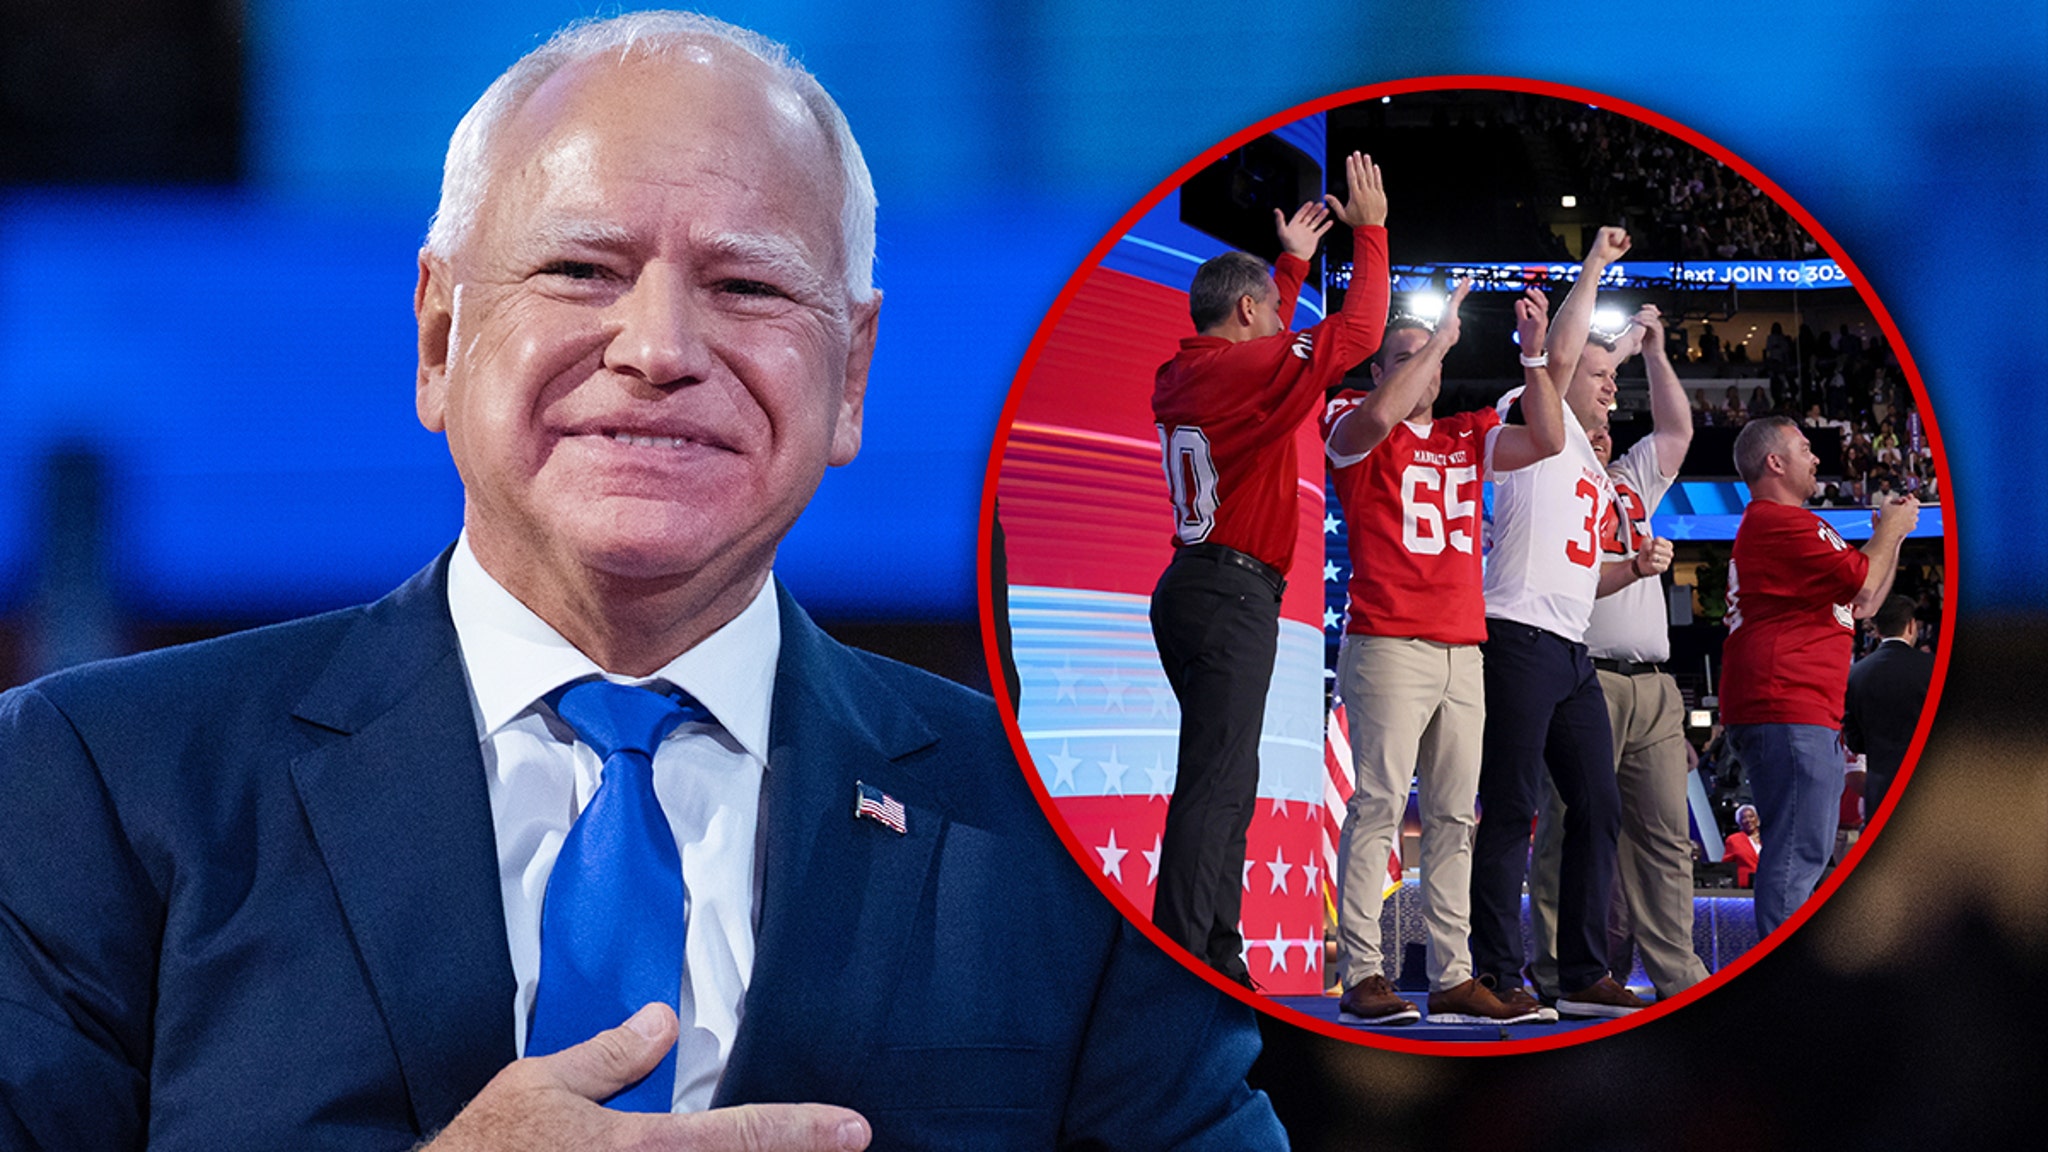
[
  {"left": 1101, "top": 672, "right": 1129, "bottom": 714},
  {"left": 1242, "top": 859, "right": 1254, "bottom": 892},
  {"left": 1151, "top": 684, "right": 1175, "bottom": 719},
  {"left": 1324, "top": 606, "right": 1341, "bottom": 631},
  {"left": 1267, "top": 846, "right": 1293, "bottom": 894},
  {"left": 1054, "top": 661, "right": 1079, "bottom": 705},
  {"left": 1303, "top": 862, "right": 1322, "bottom": 894},
  {"left": 1142, "top": 834, "right": 1163, "bottom": 886},
  {"left": 1301, "top": 926, "right": 1322, "bottom": 972},
  {"left": 1324, "top": 513, "right": 1341, "bottom": 535},
  {"left": 1095, "top": 829, "right": 1127, "bottom": 883},
  {"left": 1265, "top": 924, "right": 1291, "bottom": 973},
  {"left": 1323, "top": 560, "right": 1341, "bottom": 583},
  {"left": 1268, "top": 792, "right": 1292, "bottom": 819},
  {"left": 1146, "top": 755, "right": 1174, "bottom": 801},
  {"left": 1098, "top": 746, "right": 1129, "bottom": 796},
  {"left": 1047, "top": 742, "right": 1080, "bottom": 793}
]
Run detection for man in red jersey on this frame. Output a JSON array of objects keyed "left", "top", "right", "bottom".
[
  {"left": 1320, "top": 280, "right": 1570, "bottom": 1025},
  {"left": 1723, "top": 415, "right": 1918, "bottom": 936},
  {"left": 1150, "top": 151, "right": 1389, "bottom": 984}
]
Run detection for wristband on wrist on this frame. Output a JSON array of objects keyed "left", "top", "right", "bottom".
[{"left": 1519, "top": 352, "right": 1549, "bottom": 367}]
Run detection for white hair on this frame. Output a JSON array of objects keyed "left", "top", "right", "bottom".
[{"left": 423, "top": 10, "right": 876, "bottom": 301}]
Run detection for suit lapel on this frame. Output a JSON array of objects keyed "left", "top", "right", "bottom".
[
  {"left": 286, "top": 557, "right": 516, "bottom": 1130},
  {"left": 714, "top": 584, "right": 944, "bottom": 1106}
]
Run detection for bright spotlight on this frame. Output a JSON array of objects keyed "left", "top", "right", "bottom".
[
  {"left": 1410, "top": 291, "right": 1445, "bottom": 322},
  {"left": 1560, "top": 194, "right": 1578, "bottom": 208}
]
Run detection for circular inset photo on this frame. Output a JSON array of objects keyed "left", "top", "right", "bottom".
[{"left": 979, "top": 80, "right": 1953, "bottom": 1053}]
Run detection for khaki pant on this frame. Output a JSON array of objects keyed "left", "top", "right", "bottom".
[
  {"left": 1334, "top": 635, "right": 1482, "bottom": 992},
  {"left": 1530, "top": 668, "right": 1709, "bottom": 999}
]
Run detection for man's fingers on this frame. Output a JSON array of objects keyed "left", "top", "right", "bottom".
[
  {"left": 533, "top": 1002, "right": 678, "bottom": 1102},
  {"left": 672, "top": 1103, "right": 872, "bottom": 1152}
]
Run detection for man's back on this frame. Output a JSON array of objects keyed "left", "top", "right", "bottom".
[{"left": 1844, "top": 640, "right": 1935, "bottom": 781}]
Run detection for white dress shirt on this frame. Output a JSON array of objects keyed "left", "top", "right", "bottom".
[{"left": 445, "top": 537, "right": 777, "bottom": 1112}]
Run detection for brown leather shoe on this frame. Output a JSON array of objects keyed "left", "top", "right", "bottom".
[
  {"left": 1338, "top": 974, "right": 1420, "bottom": 1025},
  {"left": 1480, "top": 975, "right": 1559, "bottom": 1022},
  {"left": 1427, "top": 977, "right": 1542, "bottom": 1024},
  {"left": 1556, "top": 975, "right": 1647, "bottom": 1019}
]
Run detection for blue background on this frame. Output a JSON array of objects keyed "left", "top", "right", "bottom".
[{"left": 1, "top": 0, "right": 2037, "bottom": 623}]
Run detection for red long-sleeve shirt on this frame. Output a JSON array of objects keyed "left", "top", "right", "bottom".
[{"left": 1151, "top": 225, "right": 1390, "bottom": 572}]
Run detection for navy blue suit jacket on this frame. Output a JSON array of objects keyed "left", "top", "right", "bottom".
[
  {"left": 0, "top": 557, "right": 1282, "bottom": 1150},
  {"left": 1842, "top": 639, "right": 1936, "bottom": 786}
]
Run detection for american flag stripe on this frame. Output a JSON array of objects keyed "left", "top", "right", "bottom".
[
  {"left": 853, "top": 781, "right": 908, "bottom": 834},
  {"left": 1324, "top": 700, "right": 1401, "bottom": 900}
]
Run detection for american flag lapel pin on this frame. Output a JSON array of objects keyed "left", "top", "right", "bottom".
[{"left": 853, "top": 780, "right": 908, "bottom": 835}]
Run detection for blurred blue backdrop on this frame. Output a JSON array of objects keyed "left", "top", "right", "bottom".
[{"left": 0, "top": 0, "right": 2040, "bottom": 623}]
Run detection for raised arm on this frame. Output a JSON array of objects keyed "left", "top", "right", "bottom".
[
  {"left": 1635, "top": 304, "right": 1694, "bottom": 475},
  {"left": 1851, "top": 496, "right": 1920, "bottom": 618},
  {"left": 1326, "top": 280, "right": 1469, "bottom": 459},
  {"left": 1289, "top": 150, "right": 1391, "bottom": 379},
  {"left": 1491, "top": 287, "right": 1568, "bottom": 472},
  {"left": 1546, "top": 225, "right": 1631, "bottom": 391}
]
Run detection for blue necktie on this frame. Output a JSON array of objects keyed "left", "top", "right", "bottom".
[{"left": 526, "top": 679, "right": 708, "bottom": 1112}]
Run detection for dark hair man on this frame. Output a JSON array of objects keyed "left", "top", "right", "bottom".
[
  {"left": 0, "top": 12, "right": 1284, "bottom": 1149},
  {"left": 1723, "top": 415, "right": 1919, "bottom": 936},
  {"left": 1150, "top": 151, "right": 1388, "bottom": 985},
  {"left": 1842, "top": 594, "right": 1935, "bottom": 817}
]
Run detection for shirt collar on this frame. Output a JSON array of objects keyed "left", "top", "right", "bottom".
[{"left": 445, "top": 535, "right": 780, "bottom": 763}]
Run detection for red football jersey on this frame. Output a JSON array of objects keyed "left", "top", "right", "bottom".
[
  {"left": 1322, "top": 399, "right": 1499, "bottom": 644},
  {"left": 1721, "top": 499, "right": 1871, "bottom": 726},
  {"left": 1152, "top": 226, "right": 1389, "bottom": 572}
]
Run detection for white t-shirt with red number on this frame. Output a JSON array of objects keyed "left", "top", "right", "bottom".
[
  {"left": 1584, "top": 434, "right": 1678, "bottom": 663},
  {"left": 1482, "top": 392, "right": 1614, "bottom": 644}
]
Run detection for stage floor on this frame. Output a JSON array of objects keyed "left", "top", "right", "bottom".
[{"left": 1268, "top": 992, "right": 1619, "bottom": 1041}]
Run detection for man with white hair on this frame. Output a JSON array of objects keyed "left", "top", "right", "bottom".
[{"left": 0, "top": 12, "right": 1283, "bottom": 1150}]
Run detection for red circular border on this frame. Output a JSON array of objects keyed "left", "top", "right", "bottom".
[{"left": 974, "top": 75, "right": 1959, "bottom": 1057}]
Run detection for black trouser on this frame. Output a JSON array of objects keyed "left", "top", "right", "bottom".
[
  {"left": 1149, "top": 546, "right": 1282, "bottom": 983},
  {"left": 1471, "top": 618, "right": 1621, "bottom": 995}
]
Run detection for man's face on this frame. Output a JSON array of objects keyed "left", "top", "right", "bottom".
[
  {"left": 1588, "top": 420, "right": 1613, "bottom": 467},
  {"left": 1567, "top": 341, "right": 1620, "bottom": 424},
  {"left": 1773, "top": 426, "right": 1820, "bottom": 501},
  {"left": 415, "top": 47, "right": 877, "bottom": 594},
  {"left": 1367, "top": 326, "right": 1437, "bottom": 415}
]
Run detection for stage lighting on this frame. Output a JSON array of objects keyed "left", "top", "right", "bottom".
[
  {"left": 1561, "top": 194, "right": 1577, "bottom": 208},
  {"left": 1409, "top": 290, "right": 1446, "bottom": 322}
]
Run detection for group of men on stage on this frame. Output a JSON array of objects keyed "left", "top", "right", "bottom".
[{"left": 1146, "top": 154, "right": 1921, "bottom": 1026}]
